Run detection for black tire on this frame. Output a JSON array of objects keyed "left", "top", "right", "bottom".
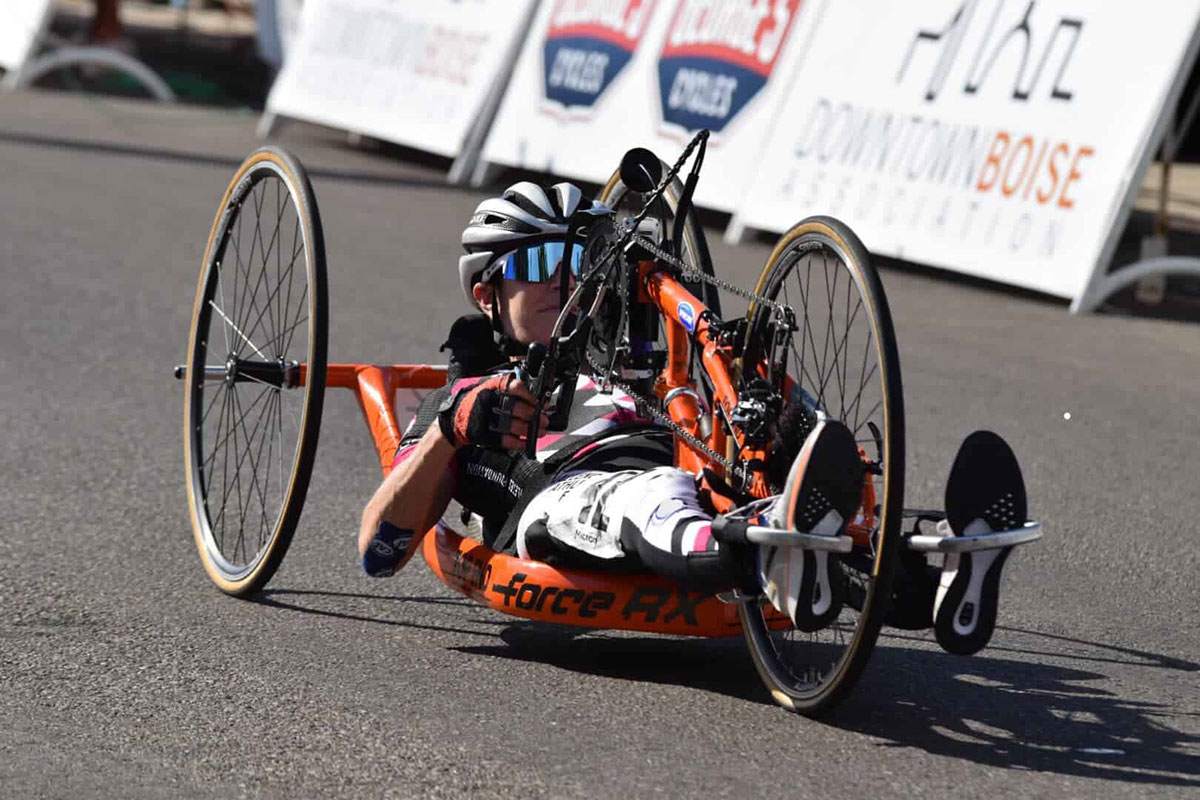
[
  {"left": 183, "top": 147, "right": 328, "bottom": 597},
  {"left": 738, "top": 216, "right": 905, "bottom": 715},
  {"left": 598, "top": 160, "right": 722, "bottom": 318}
]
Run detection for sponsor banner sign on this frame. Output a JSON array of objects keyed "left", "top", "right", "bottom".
[
  {"left": 543, "top": 0, "right": 656, "bottom": 114},
  {"left": 264, "top": 0, "right": 535, "bottom": 158},
  {"left": 657, "top": 0, "right": 800, "bottom": 134},
  {"left": 255, "top": 0, "right": 305, "bottom": 69},
  {"left": 482, "top": 0, "right": 816, "bottom": 212},
  {"left": 736, "top": 0, "right": 1200, "bottom": 300},
  {"left": 1, "top": 0, "right": 53, "bottom": 71}
]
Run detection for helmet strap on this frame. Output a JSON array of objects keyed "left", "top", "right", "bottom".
[
  {"left": 487, "top": 274, "right": 529, "bottom": 358},
  {"left": 489, "top": 273, "right": 503, "bottom": 337}
]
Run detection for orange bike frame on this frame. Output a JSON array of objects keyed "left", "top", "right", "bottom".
[{"left": 301, "top": 264, "right": 814, "bottom": 636}]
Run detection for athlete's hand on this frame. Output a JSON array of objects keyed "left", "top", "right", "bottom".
[{"left": 437, "top": 372, "right": 549, "bottom": 451}]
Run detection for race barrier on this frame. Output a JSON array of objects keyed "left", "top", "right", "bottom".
[
  {"left": 260, "top": 0, "right": 537, "bottom": 182},
  {"left": 729, "top": 0, "right": 1200, "bottom": 308},
  {"left": 251, "top": 0, "right": 1200, "bottom": 311},
  {"left": 477, "top": 0, "right": 822, "bottom": 213},
  {"left": 1, "top": 0, "right": 175, "bottom": 101},
  {"left": 1, "top": 0, "right": 53, "bottom": 73},
  {"left": 255, "top": 0, "right": 304, "bottom": 70}
]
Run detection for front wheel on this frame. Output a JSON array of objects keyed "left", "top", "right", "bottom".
[
  {"left": 738, "top": 216, "right": 905, "bottom": 715},
  {"left": 183, "top": 147, "right": 328, "bottom": 597}
]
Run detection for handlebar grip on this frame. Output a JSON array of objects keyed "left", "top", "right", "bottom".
[{"left": 525, "top": 343, "right": 547, "bottom": 380}]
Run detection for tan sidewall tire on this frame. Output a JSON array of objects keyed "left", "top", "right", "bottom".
[
  {"left": 737, "top": 215, "right": 905, "bottom": 715},
  {"left": 183, "top": 147, "right": 327, "bottom": 597}
]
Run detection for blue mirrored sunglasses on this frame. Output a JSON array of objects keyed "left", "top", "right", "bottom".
[{"left": 490, "top": 240, "right": 584, "bottom": 283}]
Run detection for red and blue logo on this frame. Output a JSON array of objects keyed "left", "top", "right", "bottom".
[
  {"left": 543, "top": 0, "right": 656, "bottom": 113},
  {"left": 657, "top": 0, "right": 802, "bottom": 134}
]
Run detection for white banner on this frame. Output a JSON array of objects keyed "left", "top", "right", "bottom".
[
  {"left": 0, "top": 0, "right": 52, "bottom": 72},
  {"left": 481, "top": 0, "right": 821, "bottom": 212},
  {"left": 256, "top": 0, "right": 305, "bottom": 69},
  {"left": 736, "top": 0, "right": 1200, "bottom": 300},
  {"left": 264, "top": 0, "right": 535, "bottom": 158}
]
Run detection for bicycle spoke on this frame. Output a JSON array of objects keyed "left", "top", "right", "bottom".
[
  {"left": 827, "top": 292, "right": 866, "bottom": 420},
  {"left": 267, "top": 390, "right": 282, "bottom": 541},
  {"left": 229, "top": 194, "right": 256, "bottom": 350},
  {"left": 203, "top": 385, "right": 232, "bottom": 512},
  {"left": 828, "top": 268, "right": 850, "bottom": 415},
  {"left": 238, "top": 193, "right": 284, "bottom": 358},
  {"left": 837, "top": 265, "right": 851, "bottom": 418},
  {"left": 201, "top": 379, "right": 226, "bottom": 426},
  {"left": 272, "top": 179, "right": 283, "bottom": 359},
  {"left": 243, "top": 387, "right": 280, "bottom": 552},
  {"left": 229, "top": 388, "right": 250, "bottom": 564},
  {"left": 851, "top": 398, "right": 882, "bottom": 437},
  {"left": 231, "top": 385, "right": 276, "bottom": 528},
  {"left": 241, "top": 228, "right": 304, "bottom": 362},
  {"left": 232, "top": 182, "right": 270, "bottom": 358},
  {"left": 213, "top": 254, "right": 233, "bottom": 356},
  {"left": 240, "top": 181, "right": 290, "bottom": 358},
  {"left": 847, "top": 337, "right": 877, "bottom": 434},
  {"left": 238, "top": 249, "right": 301, "bottom": 360},
  {"left": 244, "top": 181, "right": 282, "bottom": 362},
  {"left": 816, "top": 251, "right": 838, "bottom": 405},
  {"left": 282, "top": 284, "right": 309, "bottom": 356},
  {"left": 790, "top": 262, "right": 824, "bottom": 401},
  {"left": 218, "top": 381, "right": 235, "bottom": 553},
  {"left": 281, "top": 214, "right": 301, "bottom": 358},
  {"left": 208, "top": 300, "right": 268, "bottom": 360},
  {"left": 201, "top": 384, "right": 274, "bottom": 472},
  {"left": 231, "top": 199, "right": 244, "bottom": 358},
  {"left": 235, "top": 370, "right": 304, "bottom": 432}
]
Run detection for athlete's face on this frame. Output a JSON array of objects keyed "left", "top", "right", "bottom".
[{"left": 474, "top": 266, "right": 572, "bottom": 346}]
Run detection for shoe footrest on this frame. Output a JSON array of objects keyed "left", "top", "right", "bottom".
[
  {"left": 908, "top": 521, "right": 1042, "bottom": 553},
  {"left": 742, "top": 526, "right": 855, "bottom": 552}
]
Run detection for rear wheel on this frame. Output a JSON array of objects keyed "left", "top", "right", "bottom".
[
  {"left": 738, "top": 216, "right": 905, "bottom": 715},
  {"left": 183, "top": 147, "right": 328, "bottom": 597}
]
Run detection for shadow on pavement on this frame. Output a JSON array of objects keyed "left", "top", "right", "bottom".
[
  {"left": 458, "top": 617, "right": 1199, "bottom": 786},
  {"left": 252, "top": 587, "right": 505, "bottom": 640},
  {"left": 828, "top": 627, "right": 1200, "bottom": 787},
  {"left": 254, "top": 588, "right": 768, "bottom": 705},
  {"left": 454, "top": 622, "right": 772, "bottom": 707},
  {"left": 253, "top": 587, "right": 1199, "bottom": 786}
]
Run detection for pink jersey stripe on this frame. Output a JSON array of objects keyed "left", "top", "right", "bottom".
[
  {"left": 536, "top": 432, "right": 565, "bottom": 449},
  {"left": 391, "top": 443, "right": 418, "bottom": 470}
]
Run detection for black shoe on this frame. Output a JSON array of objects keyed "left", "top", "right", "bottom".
[
  {"left": 759, "top": 418, "right": 864, "bottom": 632},
  {"left": 934, "top": 431, "right": 1027, "bottom": 655}
]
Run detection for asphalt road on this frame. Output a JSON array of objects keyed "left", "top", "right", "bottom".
[{"left": 1, "top": 90, "right": 1198, "bottom": 799}]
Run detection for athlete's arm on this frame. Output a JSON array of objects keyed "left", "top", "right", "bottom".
[
  {"left": 357, "top": 423, "right": 458, "bottom": 571},
  {"left": 357, "top": 375, "right": 546, "bottom": 574}
]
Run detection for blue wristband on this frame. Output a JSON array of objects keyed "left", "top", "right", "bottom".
[{"left": 361, "top": 520, "right": 415, "bottom": 577}]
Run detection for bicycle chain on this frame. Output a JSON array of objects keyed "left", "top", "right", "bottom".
[
  {"left": 628, "top": 233, "right": 791, "bottom": 317},
  {"left": 569, "top": 129, "right": 795, "bottom": 479},
  {"left": 582, "top": 347, "right": 735, "bottom": 473},
  {"left": 577, "top": 236, "right": 794, "bottom": 478}
]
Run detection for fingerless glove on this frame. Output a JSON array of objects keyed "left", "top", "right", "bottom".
[{"left": 436, "top": 373, "right": 519, "bottom": 448}]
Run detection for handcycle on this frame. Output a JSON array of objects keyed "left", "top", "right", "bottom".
[{"left": 177, "top": 133, "right": 1043, "bottom": 716}]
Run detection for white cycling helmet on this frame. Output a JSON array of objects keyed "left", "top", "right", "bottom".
[{"left": 458, "top": 180, "right": 605, "bottom": 306}]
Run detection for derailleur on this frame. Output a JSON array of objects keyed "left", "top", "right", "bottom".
[{"left": 729, "top": 378, "right": 782, "bottom": 448}]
